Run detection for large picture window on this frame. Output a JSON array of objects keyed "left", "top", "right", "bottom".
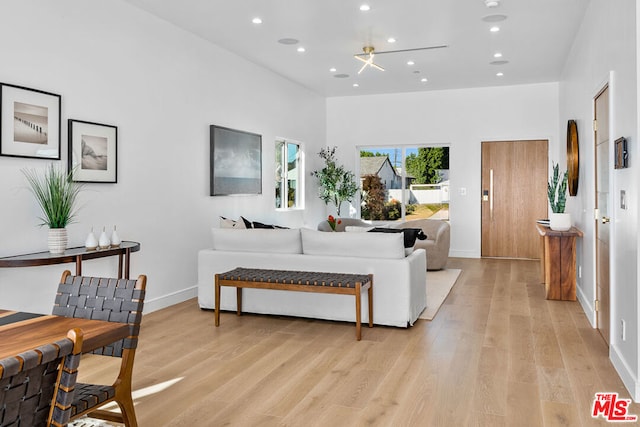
[
  {"left": 275, "top": 139, "right": 303, "bottom": 209},
  {"left": 359, "top": 145, "right": 449, "bottom": 222}
]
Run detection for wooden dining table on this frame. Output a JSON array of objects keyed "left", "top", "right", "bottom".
[{"left": 0, "top": 309, "right": 130, "bottom": 359}]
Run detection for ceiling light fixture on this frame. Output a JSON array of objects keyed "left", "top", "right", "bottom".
[
  {"left": 496, "top": 72, "right": 504, "bottom": 76},
  {"left": 494, "top": 52, "right": 502, "bottom": 58},
  {"left": 278, "top": 38, "right": 299, "bottom": 45},
  {"left": 297, "top": 47, "right": 306, "bottom": 53},
  {"left": 485, "top": 0, "right": 500, "bottom": 8},
  {"left": 252, "top": 17, "right": 262, "bottom": 24},
  {"left": 359, "top": 4, "right": 370, "bottom": 11},
  {"left": 421, "top": 78, "right": 428, "bottom": 83},
  {"left": 407, "top": 60, "right": 415, "bottom": 66},
  {"left": 387, "top": 37, "right": 396, "bottom": 43},
  {"left": 490, "top": 26, "right": 500, "bottom": 32},
  {"left": 353, "top": 83, "right": 360, "bottom": 87},
  {"left": 329, "top": 67, "right": 337, "bottom": 72}
]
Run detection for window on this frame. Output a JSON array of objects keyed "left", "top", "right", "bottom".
[
  {"left": 359, "top": 145, "right": 449, "bottom": 222},
  {"left": 275, "top": 140, "right": 303, "bottom": 209}
]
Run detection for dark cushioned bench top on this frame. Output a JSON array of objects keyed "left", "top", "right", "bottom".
[{"left": 218, "top": 267, "right": 370, "bottom": 289}]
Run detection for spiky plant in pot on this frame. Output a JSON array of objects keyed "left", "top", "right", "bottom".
[{"left": 547, "top": 162, "right": 571, "bottom": 231}]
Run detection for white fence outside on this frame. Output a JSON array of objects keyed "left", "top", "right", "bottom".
[{"left": 387, "top": 181, "right": 450, "bottom": 205}]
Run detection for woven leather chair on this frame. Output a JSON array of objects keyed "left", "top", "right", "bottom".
[
  {"left": 0, "top": 328, "right": 83, "bottom": 427},
  {"left": 53, "top": 270, "right": 146, "bottom": 427}
]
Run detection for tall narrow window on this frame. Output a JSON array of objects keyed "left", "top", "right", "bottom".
[
  {"left": 275, "top": 140, "right": 302, "bottom": 209},
  {"left": 359, "top": 145, "right": 449, "bottom": 221}
]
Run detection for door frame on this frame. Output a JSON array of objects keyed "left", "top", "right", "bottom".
[{"left": 590, "top": 72, "right": 615, "bottom": 335}]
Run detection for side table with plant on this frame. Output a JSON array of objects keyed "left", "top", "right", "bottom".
[
  {"left": 547, "top": 162, "right": 571, "bottom": 231},
  {"left": 22, "top": 164, "right": 83, "bottom": 253}
]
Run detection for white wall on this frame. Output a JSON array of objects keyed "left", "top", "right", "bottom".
[
  {"left": 327, "top": 83, "right": 560, "bottom": 258},
  {"left": 559, "top": 0, "right": 639, "bottom": 400},
  {"left": 0, "top": 1, "right": 326, "bottom": 313}
]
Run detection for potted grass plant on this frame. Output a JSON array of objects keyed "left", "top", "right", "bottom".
[
  {"left": 547, "top": 162, "right": 571, "bottom": 231},
  {"left": 22, "top": 164, "right": 82, "bottom": 253},
  {"left": 311, "top": 146, "right": 358, "bottom": 216}
]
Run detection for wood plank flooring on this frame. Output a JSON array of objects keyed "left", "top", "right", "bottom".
[{"left": 77, "top": 258, "right": 639, "bottom": 426}]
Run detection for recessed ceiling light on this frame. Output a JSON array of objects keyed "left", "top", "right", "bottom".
[
  {"left": 278, "top": 38, "right": 299, "bottom": 45},
  {"left": 485, "top": 0, "right": 500, "bottom": 8},
  {"left": 329, "top": 67, "right": 337, "bottom": 72},
  {"left": 496, "top": 72, "right": 504, "bottom": 77},
  {"left": 421, "top": 78, "right": 428, "bottom": 83},
  {"left": 482, "top": 14, "right": 508, "bottom": 22},
  {"left": 490, "top": 26, "right": 500, "bottom": 33},
  {"left": 387, "top": 37, "right": 396, "bottom": 43},
  {"left": 297, "top": 47, "right": 306, "bottom": 53},
  {"left": 353, "top": 83, "right": 360, "bottom": 87},
  {"left": 494, "top": 52, "right": 502, "bottom": 58},
  {"left": 359, "top": 4, "right": 370, "bottom": 11},
  {"left": 407, "top": 60, "right": 415, "bottom": 66},
  {"left": 252, "top": 17, "right": 262, "bottom": 24}
]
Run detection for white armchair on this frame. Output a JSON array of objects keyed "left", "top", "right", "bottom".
[{"left": 393, "top": 219, "right": 450, "bottom": 270}]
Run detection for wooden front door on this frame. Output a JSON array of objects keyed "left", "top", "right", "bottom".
[
  {"left": 481, "top": 140, "right": 548, "bottom": 258},
  {"left": 595, "top": 85, "right": 611, "bottom": 345}
]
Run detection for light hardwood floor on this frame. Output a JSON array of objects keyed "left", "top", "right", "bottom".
[{"left": 78, "top": 258, "right": 639, "bottom": 426}]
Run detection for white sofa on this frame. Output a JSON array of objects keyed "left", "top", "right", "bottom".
[{"left": 198, "top": 228, "right": 427, "bottom": 327}]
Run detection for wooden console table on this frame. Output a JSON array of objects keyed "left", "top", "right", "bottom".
[
  {"left": 536, "top": 224, "right": 582, "bottom": 301},
  {"left": 0, "top": 241, "right": 140, "bottom": 279}
]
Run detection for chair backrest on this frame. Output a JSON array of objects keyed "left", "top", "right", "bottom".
[
  {"left": 53, "top": 271, "right": 147, "bottom": 358},
  {"left": 0, "top": 328, "right": 83, "bottom": 427}
]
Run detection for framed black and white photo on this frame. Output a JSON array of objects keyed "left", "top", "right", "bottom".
[
  {"left": 68, "top": 119, "right": 117, "bottom": 183},
  {"left": 0, "top": 83, "right": 61, "bottom": 159},
  {"left": 210, "top": 125, "right": 262, "bottom": 196}
]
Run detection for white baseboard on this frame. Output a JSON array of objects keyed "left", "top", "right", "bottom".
[
  {"left": 143, "top": 286, "right": 197, "bottom": 314},
  {"left": 576, "top": 285, "right": 596, "bottom": 327},
  {"left": 449, "top": 249, "right": 479, "bottom": 258},
  {"left": 610, "top": 344, "right": 640, "bottom": 402}
]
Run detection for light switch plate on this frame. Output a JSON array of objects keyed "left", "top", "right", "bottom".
[{"left": 621, "top": 190, "right": 627, "bottom": 209}]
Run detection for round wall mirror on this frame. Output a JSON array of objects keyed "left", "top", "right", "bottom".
[{"left": 567, "top": 120, "right": 579, "bottom": 196}]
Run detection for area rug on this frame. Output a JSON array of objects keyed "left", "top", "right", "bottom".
[
  {"left": 419, "top": 268, "right": 462, "bottom": 320},
  {"left": 68, "top": 417, "right": 117, "bottom": 427}
]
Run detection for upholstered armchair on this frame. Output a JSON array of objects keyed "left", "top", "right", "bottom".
[{"left": 393, "top": 219, "right": 450, "bottom": 270}]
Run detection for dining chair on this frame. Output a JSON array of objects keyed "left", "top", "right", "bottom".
[
  {"left": 0, "top": 328, "right": 83, "bottom": 427},
  {"left": 53, "top": 270, "right": 146, "bottom": 427}
]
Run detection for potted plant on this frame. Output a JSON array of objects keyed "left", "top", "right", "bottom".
[
  {"left": 311, "top": 146, "right": 358, "bottom": 216},
  {"left": 22, "top": 164, "right": 83, "bottom": 253},
  {"left": 547, "top": 162, "right": 571, "bottom": 231}
]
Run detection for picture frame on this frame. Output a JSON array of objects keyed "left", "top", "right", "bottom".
[
  {"left": 614, "top": 136, "right": 628, "bottom": 169},
  {"left": 0, "top": 83, "right": 61, "bottom": 159},
  {"left": 210, "top": 125, "right": 262, "bottom": 196},
  {"left": 68, "top": 119, "right": 117, "bottom": 183}
]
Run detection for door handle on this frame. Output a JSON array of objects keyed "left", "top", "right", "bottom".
[
  {"left": 489, "top": 169, "right": 494, "bottom": 220},
  {"left": 602, "top": 216, "right": 610, "bottom": 224}
]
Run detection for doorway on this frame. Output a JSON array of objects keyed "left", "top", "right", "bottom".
[
  {"left": 594, "top": 85, "right": 610, "bottom": 345},
  {"left": 481, "top": 140, "right": 548, "bottom": 258}
]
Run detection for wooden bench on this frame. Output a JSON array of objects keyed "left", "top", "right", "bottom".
[{"left": 214, "top": 267, "right": 373, "bottom": 340}]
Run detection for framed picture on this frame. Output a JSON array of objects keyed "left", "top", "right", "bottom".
[
  {"left": 68, "top": 119, "right": 117, "bottom": 183},
  {"left": 0, "top": 83, "right": 61, "bottom": 159},
  {"left": 614, "top": 136, "right": 628, "bottom": 169},
  {"left": 210, "top": 125, "right": 262, "bottom": 196}
]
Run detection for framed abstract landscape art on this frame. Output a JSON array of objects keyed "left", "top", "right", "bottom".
[
  {"left": 68, "top": 119, "right": 118, "bottom": 183},
  {"left": 210, "top": 125, "right": 262, "bottom": 196},
  {"left": 0, "top": 83, "right": 61, "bottom": 159}
]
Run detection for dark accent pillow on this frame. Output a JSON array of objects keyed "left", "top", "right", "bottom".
[
  {"left": 368, "top": 227, "right": 426, "bottom": 248},
  {"left": 240, "top": 216, "right": 253, "bottom": 229},
  {"left": 252, "top": 221, "right": 275, "bottom": 229}
]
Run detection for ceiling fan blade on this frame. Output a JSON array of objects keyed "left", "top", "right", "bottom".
[
  {"left": 354, "top": 55, "right": 369, "bottom": 64},
  {"left": 373, "top": 45, "right": 448, "bottom": 55},
  {"left": 358, "top": 62, "right": 369, "bottom": 74},
  {"left": 371, "top": 63, "right": 385, "bottom": 72}
]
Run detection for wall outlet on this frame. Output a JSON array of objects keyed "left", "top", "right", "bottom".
[
  {"left": 621, "top": 319, "right": 626, "bottom": 341},
  {"left": 459, "top": 187, "right": 467, "bottom": 196}
]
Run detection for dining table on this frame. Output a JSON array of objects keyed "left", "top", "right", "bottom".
[{"left": 0, "top": 309, "right": 130, "bottom": 359}]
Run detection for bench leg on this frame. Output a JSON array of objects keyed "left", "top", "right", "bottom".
[
  {"left": 355, "top": 282, "right": 362, "bottom": 340},
  {"left": 215, "top": 275, "right": 220, "bottom": 327},
  {"left": 236, "top": 287, "right": 243, "bottom": 316},
  {"left": 368, "top": 276, "right": 373, "bottom": 328}
]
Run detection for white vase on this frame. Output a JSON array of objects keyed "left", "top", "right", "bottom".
[
  {"left": 98, "top": 227, "right": 111, "bottom": 249},
  {"left": 48, "top": 228, "right": 68, "bottom": 254},
  {"left": 550, "top": 213, "right": 572, "bottom": 231},
  {"left": 111, "top": 226, "right": 121, "bottom": 247},
  {"left": 85, "top": 228, "right": 98, "bottom": 250}
]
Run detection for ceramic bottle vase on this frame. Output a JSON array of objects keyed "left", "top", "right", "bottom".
[
  {"left": 98, "top": 227, "right": 111, "bottom": 249},
  {"left": 111, "top": 226, "right": 121, "bottom": 247},
  {"left": 85, "top": 228, "right": 98, "bottom": 250}
]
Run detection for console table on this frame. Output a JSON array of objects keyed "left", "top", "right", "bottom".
[
  {"left": 536, "top": 224, "right": 582, "bottom": 301},
  {"left": 0, "top": 241, "right": 140, "bottom": 279}
]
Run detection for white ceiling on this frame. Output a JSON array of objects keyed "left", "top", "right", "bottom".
[{"left": 123, "top": 0, "right": 589, "bottom": 97}]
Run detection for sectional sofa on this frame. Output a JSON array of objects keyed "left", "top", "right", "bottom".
[{"left": 197, "top": 228, "right": 427, "bottom": 327}]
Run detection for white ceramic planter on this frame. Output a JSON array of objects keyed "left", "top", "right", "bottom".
[
  {"left": 48, "top": 228, "right": 68, "bottom": 254},
  {"left": 550, "top": 213, "right": 572, "bottom": 231}
]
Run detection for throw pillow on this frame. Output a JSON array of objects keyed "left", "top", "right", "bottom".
[
  {"left": 344, "top": 226, "right": 375, "bottom": 233},
  {"left": 219, "top": 216, "right": 246, "bottom": 229},
  {"left": 368, "top": 227, "right": 426, "bottom": 248},
  {"left": 240, "top": 216, "right": 253, "bottom": 228},
  {"left": 252, "top": 221, "right": 275, "bottom": 229}
]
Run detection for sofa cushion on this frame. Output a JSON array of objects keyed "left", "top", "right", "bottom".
[
  {"left": 301, "top": 229, "right": 404, "bottom": 259},
  {"left": 211, "top": 228, "right": 302, "bottom": 254}
]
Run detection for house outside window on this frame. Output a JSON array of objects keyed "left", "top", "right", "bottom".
[{"left": 275, "top": 139, "right": 303, "bottom": 209}]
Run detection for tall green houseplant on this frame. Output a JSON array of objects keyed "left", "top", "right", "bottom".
[
  {"left": 311, "top": 147, "right": 358, "bottom": 216},
  {"left": 547, "top": 162, "right": 568, "bottom": 213}
]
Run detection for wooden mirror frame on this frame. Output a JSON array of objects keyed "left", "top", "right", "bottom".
[{"left": 567, "top": 120, "right": 579, "bottom": 196}]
